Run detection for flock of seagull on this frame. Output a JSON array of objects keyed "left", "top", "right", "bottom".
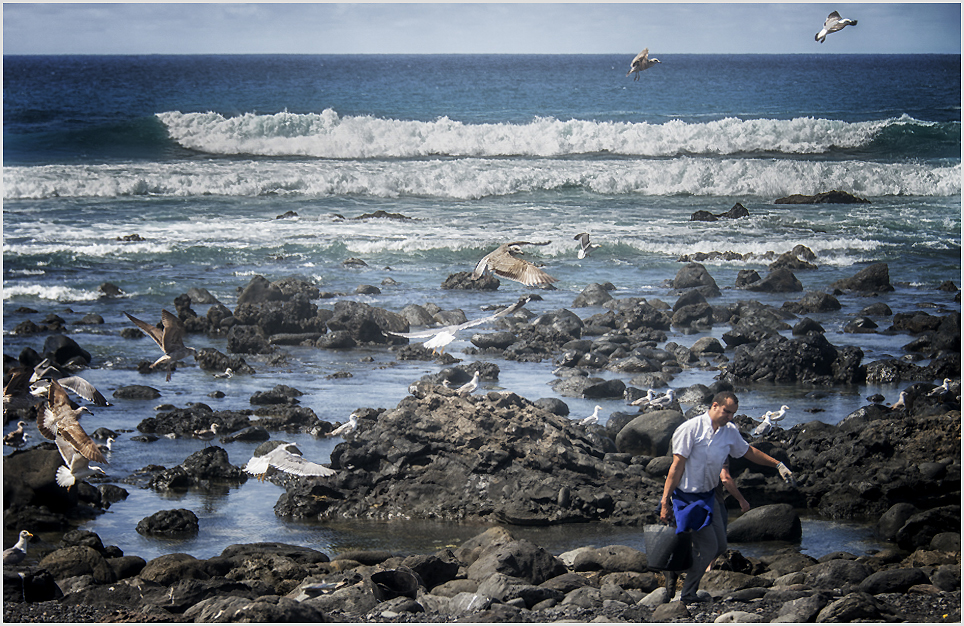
[{"left": 625, "top": 11, "right": 858, "bottom": 80}]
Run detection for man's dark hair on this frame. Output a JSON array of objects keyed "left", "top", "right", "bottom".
[{"left": 712, "top": 391, "right": 738, "bottom": 407}]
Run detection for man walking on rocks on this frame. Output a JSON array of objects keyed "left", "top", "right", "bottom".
[{"left": 659, "top": 391, "right": 794, "bottom": 603}]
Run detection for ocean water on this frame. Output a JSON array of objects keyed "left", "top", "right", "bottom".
[{"left": 3, "top": 54, "right": 960, "bottom": 562}]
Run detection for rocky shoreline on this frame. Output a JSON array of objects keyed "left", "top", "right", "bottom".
[{"left": 4, "top": 257, "right": 961, "bottom": 622}]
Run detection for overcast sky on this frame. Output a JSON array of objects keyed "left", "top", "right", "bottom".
[{"left": 3, "top": 3, "right": 961, "bottom": 55}]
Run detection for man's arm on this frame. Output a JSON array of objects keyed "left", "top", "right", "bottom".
[
  {"left": 660, "top": 454, "right": 687, "bottom": 523},
  {"left": 742, "top": 446, "right": 794, "bottom": 483}
]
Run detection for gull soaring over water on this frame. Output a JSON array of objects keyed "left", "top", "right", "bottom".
[
  {"left": 626, "top": 48, "right": 660, "bottom": 80},
  {"left": 243, "top": 442, "right": 337, "bottom": 481},
  {"left": 124, "top": 310, "right": 197, "bottom": 381},
  {"left": 3, "top": 530, "right": 33, "bottom": 565},
  {"left": 472, "top": 241, "right": 558, "bottom": 287},
  {"left": 573, "top": 233, "right": 601, "bottom": 260},
  {"left": 384, "top": 296, "right": 533, "bottom": 355},
  {"left": 815, "top": 11, "right": 857, "bottom": 43}
]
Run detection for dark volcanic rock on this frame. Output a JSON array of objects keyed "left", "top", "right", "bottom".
[
  {"left": 829, "top": 262, "right": 895, "bottom": 293},
  {"left": 726, "top": 332, "right": 864, "bottom": 385},
  {"left": 276, "top": 390, "right": 665, "bottom": 526},
  {"left": 136, "top": 509, "right": 200, "bottom": 537},
  {"left": 775, "top": 190, "right": 870, "bottom": 204}
]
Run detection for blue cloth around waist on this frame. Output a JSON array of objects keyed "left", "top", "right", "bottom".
[{"left": 672, "top": 488, "right": 716, "bottom": 534}]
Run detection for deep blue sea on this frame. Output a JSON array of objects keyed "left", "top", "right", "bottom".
[{"left": 3, "top": 54, "right": 961, "bottom": 562}]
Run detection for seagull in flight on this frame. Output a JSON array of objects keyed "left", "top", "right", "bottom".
[
  {"left": 573, "top": 233, "right": 601, "bottom": 260},
  {"left": 124, "top": 310, "right": 197, "bottom": 381},
  {"left": 472, "top": 241, "right": 558, "bottom": 287},
  {"left": 243, "top": 442, "right": 336, "bottom": 481},
  {"left": 627, "top": 48, "right": 660, "bottom": 80},
  {"left": 39, "top": 379, "right": 107, "bottom": 489},
  {"left": 384, "top": 296, "right": 533, "bottom": 355},
  {"left": 815, "top": 11, "right": 857, "bottom": 43},
  {"left": 29, "top": 360, "right": 111, "bottom": 407}
]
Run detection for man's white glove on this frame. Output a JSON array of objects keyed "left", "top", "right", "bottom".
[{"left": 776, "top": 462, "right": 796, "bottom": 486}]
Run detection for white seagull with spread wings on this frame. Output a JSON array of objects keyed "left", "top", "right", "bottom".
[
  {"left": 384, "top": 296, "right": 532, "bottom": 354},
  {"left": 243, "top": 443, "right": 337, "bottom": 481}
]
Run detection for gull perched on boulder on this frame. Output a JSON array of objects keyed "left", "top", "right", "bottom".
[
  {"left": 243, "top": 442, "right": 336, "bottom": 481},
  {"left": 329, "top": 413, "right": 358, "bottom": 438},
  {"left": 457, "top": 371, "right": 480, "bottom": 396},
  {"left": 752, "top": 411, "right": 777, "bottom": 437},
  {"left": 815, "top": 11, "right": 857, "bottom": 43},
  {"left": 3, "top": 530, "right": 33, "bottom": 565},
  {"left": 573, "top": 233, "right": 601, "bottom": 260},
  {"left": 927, "top": 378, "right": 953, "bottom": 398},
  {"left": 472, "top": 241, "right": 558, "bottom": 287},
  {"left": 580, "top": 405, "right": 603, "bottom": 426},
  {"left": 124, "top": 309, "right": 197, "bottom": 381},
  {"left": 627, "top": 48, "right": 660, "bottom": 80}
]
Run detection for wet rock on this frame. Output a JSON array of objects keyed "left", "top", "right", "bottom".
[
  {"left": 744, "top": 268, "right": 803, "bottom": 293},
  {"left": 815, "top": 591, "right": 894, "bottom": 622},
  {"left": 726, "top": 504, "right": 802, "bottom": 542},
  {"left": 38, "top": 546, "right": 116, "bottom": 584},
  {"left": 775, "top": 190, "right": 870, "bottom": 204},
  {"left": 135, "top": 508, "right": 200, "bottom": 537},
  {"left": 672, "top": 263, "right": 721, "bottom": 298},
  {"left": 40, "top": 335, "right": 92, "bottom": 367},
  {"left": 571, "top": 545, "right": 648, "bottom": 573},
  {"left": 726, "top": 332, "right": 864, "bottom": 385},
  {"left": 2, "top": 567, "right": 62, "bottom": 603},
  {"left": 614, "top": 410, "right": 686, "bottom": 457},
  {"left": 467, "top": 539, "right": 567, "bottom": 585},
  {"left": 236, "top": 275, "right": 285, "bottom": 305},
  {"left": 573, "top": 283, "right": 615, "bottom": 307},
  {"left": 441, "top": 271, "right": 501, "bottom": 291},
  {"left": 829, "top": 262, "right": 895, "bottom": 293}
]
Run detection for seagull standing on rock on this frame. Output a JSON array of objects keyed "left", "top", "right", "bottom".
[
  {"left": 330, "top": 413, "right": 358, "bottom": 437},
  {"left": 815, "top": 11, "right": 857, "bottom": 43},
  {"left": 3, "top": 530, "right": 33, "bottom": 565},
  {"left": 580, "top": 405, "right": 603, "bottom": 426},
  {"left": 457, "top": 371, "right": 480, "bottom": 396},
  {"left": 626, "top": 48, "right": 660, "bottom": 80}
]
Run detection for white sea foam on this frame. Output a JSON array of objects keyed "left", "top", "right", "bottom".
[
  {"left": 4, "top": 158, "right": 959, "bottom": 201},
  {"left": 154, "top": 110, "right": 915, "bottom": 159},
  {"left": 2, "top": 283, "right": 102, "bottom": 302}
]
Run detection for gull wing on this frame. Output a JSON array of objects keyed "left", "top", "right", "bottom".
[
  {"left": 125, "top": 311, "right": 165, "bottom": 349},
  {"left": 243, "top": 454, "right": 272, "bottom": 476},
  {"left": 49, "top": 376, "right": 111, "bottom": 407},
  {"left": 268, "top": 446, "right": 336, "bottom": 477}
]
